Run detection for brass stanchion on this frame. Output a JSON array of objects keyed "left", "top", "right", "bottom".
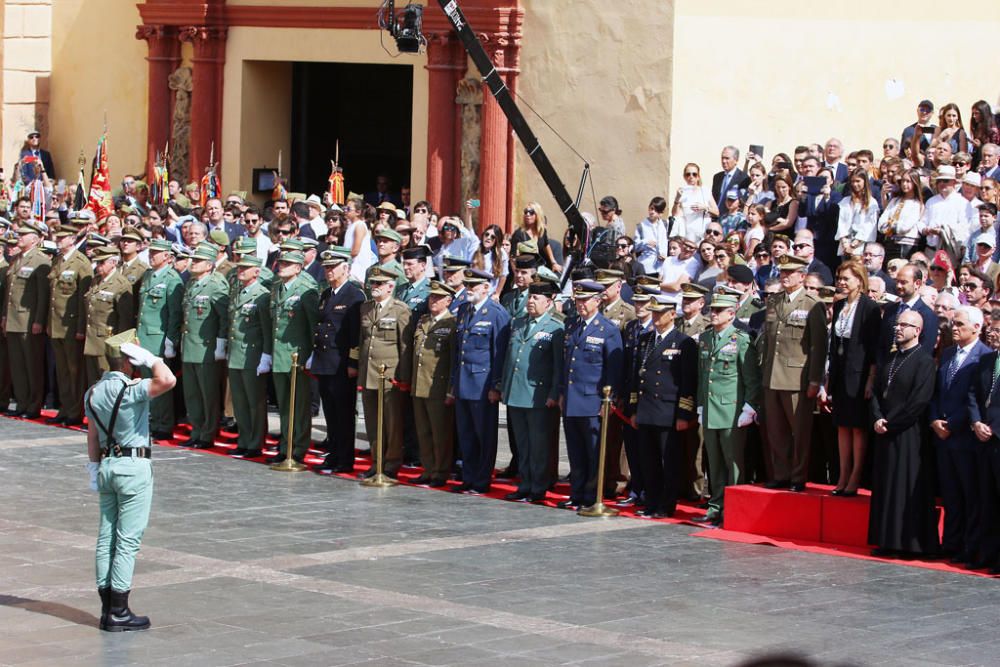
[
  {"left": 361, "top": 364, "right": 397, "bottom": 487},
  {"left": 271, "top": 352, "right": 308, "bottom": 472},
  {"left": 579, "top": 386, "right": 619, "bottom": 517}
]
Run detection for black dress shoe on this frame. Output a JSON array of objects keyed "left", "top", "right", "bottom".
[
  {"left": 220, "top": 417, "right": 237, "bottom": 431},
  {"left": 451, "top": 483, "right": 472, "bottom": 493},
  {"left": 357, "top": 468, "right": 376, "bottom": 479},
  {"left": 989, "top": 565, "right": 1000, "bottom": 575},
  {"left": 151, "top": 430, "right": 174, "bottom": 441},
  {"left": 870, "top": 547, "right": 895, "bottom": 557},
  {"left": 556, "top": 500, "right": 580, "bottom": 510},
  {"left": 243, "top": 450, "right": 262, "bottom": 459},
  {"left": 46, "top": 415, "right": 66, "bottom": 425},
  {"left": 830, "top": 487, "right": 846, "bottom": 496},
  {"left": 411, "top": 475, "right": 432, "bottom": 485},
  {"left": 504, "top": 491, "right": 529, "bottom": 501},
  {"left": 528, "top": 492, "right": 547, "bottom": 503},
  {"left": 696, "top": 501, "right": 710, "bottom": 509},
  {"left": 4, "top": 408, "right": 19, "bottom": 416},
  {"left": 19, "top": 412, "right": 40, "bottom": 419},
  {"left": 495, "top": 467, "right": 518, "bottom": 479},
  {"left": 840, "top": 489, "right": 858, "bottom": 497},
  {"left": 764, "top": 480, "right": 790, "bottom": 489},
  {"left": 192, "top": 440, "right": 214, "bottom": 450},
  {"left": 230, "top": 448, "right": 248, "bottom": 457},
  {"left": 63, "top": 419, "right": 83, "bottom": 427},
  {"left": 788, "top": 483, "right": 806, "bottom": 492},
  {"left": 428, "top": 478, "right": 448, "bottom": 488},
  {"left": 616, "top": 496, "right": 640, "bottom": 507},
  {"left": 692, "top": 514, "right": 721, "bottom": 524}
]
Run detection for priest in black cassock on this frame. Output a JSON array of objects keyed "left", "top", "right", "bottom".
[{"left": 868, "top": 310, "right": 941, "bottom": 558}]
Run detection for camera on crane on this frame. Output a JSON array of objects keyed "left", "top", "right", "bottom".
[{"left": 379, "top": 1, "right": 426, "bottom": 54}]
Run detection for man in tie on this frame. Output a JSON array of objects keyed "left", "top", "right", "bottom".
[
  {"left": 878, "top": 265, "right": 939, "bottom": 365},
  {"left": 497, "top": 253, "right": 537, "bottom": 479},
  {"left": 712, "top": 146, "right": 747, "bottom": 218},
  {"left": 19, "top": 130, "right": 55, "bottom": 183},
  {"left": 931, "top": 306, "right": 990, "bottom": 566},
  {"left": 968, "top": 315, "right": 1000, "bottom": 573}
]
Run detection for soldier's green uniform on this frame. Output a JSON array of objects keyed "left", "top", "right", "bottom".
[
  {"left": 395, "top": 276, "right": 431, "bottom": 313},
  {"left": 270, "top": 251, "right": 319, "bottom": 461},
  {"left": 228, "top": 255, "right": 272, "bottom": 455},
  {"left": 136, "top": 239, "right": 184, "bottom": 436},
  {"left": 677, "top": 282, "right": 711, "bottom": 499},
  {"left": 696, "top": 294, "right": 762, "bottom": 524},
  {"left": 47, "top": 227, "right": 92, "bottom": 423},
  {"left": 85, "top": 248, "right": 136, "bottom": 387},
  {"left": 4, "top": 226, "right": 51, "bottom": 416},
  {"left": 180, "top": 245, "right": 230, "bottom": 446},
  {"left": 0, "top": 253, "right": 10, "bottom": 410}
]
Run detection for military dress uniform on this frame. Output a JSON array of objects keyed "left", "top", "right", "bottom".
[
  {"left": 47, "top": 234, "right": 92, "bottom": 424},
  {"left": 270, "top": 252, "right": 319, "bottom": 461},
  {"left": 355, "top": 266, "right": 413, "bottom": 477},
  {"left": 410, "top": 282, "right": 458, "bottom": 485},
  {"left": 620, "top": 293, "right": 655, "bottom": 503},
  {"left": 180, "top": 250, "right": 230, "bottom": 446},
  {"left": 0, "top": 254, "right": 11, "bottom": 410},
  {"left": 677, "top": 285, "right": 710, "bottom": 500},
  {"left": 4, "top": 231, "right": 51, "bottom": 417},
  {"left": 499, "top": 286, "right": 564, "bottom": 500},
  {"left": 450, "top": 269, "right": 512, "bottom": 493},
  {"left": 136, "top": 242, "right": 184, "bottom": 437},
  {"left": 395, "top": 276, "right": 431, "bottom": 314},
  {"left": 84, "top": 251, "right": 136, "bottom": 387},
  {"left": 597, "top": 274, "right": 637, "bottom": 496},
  {"left": 121, "top": 256, "right": 149, "bottom": 311}
]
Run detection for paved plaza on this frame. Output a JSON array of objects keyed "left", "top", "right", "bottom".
[{"left": 1, "top": 415, "right": 1000, "bottom": 667}]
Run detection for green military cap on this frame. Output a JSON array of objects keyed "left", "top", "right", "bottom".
[
  {"left": 148, "top": 238, "right": 173, "bottom": 253},
  {"left": 818, "top": 285, "right": 836, "bottom": 304},
  {"left": 682, "top": 282, "right": 709, "bottom": 299},
  {"left": 233, "top": 237, "right": 257, "bottom": 255},
  {"left": 374, "top": 228, "right": 402, "bottom": 244},
  {"left": 120, "top": 226, "right": 143, "bottom": 242},
  {"left": 92, "top": 245, "right": 121, "bottom": 261},
  {"left": 105, "top": 328, "right": 139, "bottom": 360},
  {"left": 535, "top": 266, "right": 560, "bottom": 284},
  {"left": 278, "top": 250, "right": 305, "bottom": 265},
  {"left": 594, "top": 268, "right": 625, "bottom": 285},
  {"left": 777, "top": 254, "right": 809, "bottom": 271},
  {"left": 209, "top": 229, "right": 230, "bottom": 247},
  {"left": 192, "top": 243, "right": 219, "bottom": 262},
  {"left": 53, "top": 224, "right": 79, "bottom": 238},
  {"left": 174, "top": 246, "right": 193, "bottom": 259},
  {"left": 516, "top": 239, "right": 539, "bottom": 256},
  {"left": 321, "top": 247, "right": 351, "bottom": 266},
  {"left": 429, "top": 280, "right": 456, "bottom": 297},
  {"left": 16, "top": 221, "right": 45, "bottom": 236},
  {"left": 228, "top": 190, "right": 247, "bottom": 201},
  {"left": 299, "top": 237, "right": 319, "bottom": 250},
  {"left": 709, "top": 293, "right": 739, "bottom": 309},
  {"left": 279, "top": 238, "right": 305, "bottom": 252},
  {"left": 236, "top": 254, "right": 263, "bottom": 268},
  {"left": 369, "top": 265, "right": 401, "bottom": 282},
  {"left": 87, "top": 232, "right": 110, "bottom": 248}
]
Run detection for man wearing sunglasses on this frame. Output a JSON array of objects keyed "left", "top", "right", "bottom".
[{"left": 791, "top": 230, "right": 833, "bottom": 285}]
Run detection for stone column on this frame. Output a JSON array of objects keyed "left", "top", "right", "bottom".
[
  {"left": 136, "top": 25, "right": 180, "bottom": 178},
  {"left": 476, "top": 37, "right": 510, "bottom": 236},
  {"left": 424, "top": 34, "right": 464, "bottom": 215},
  {"left": 180, "top": 26, "right": 227, "bottom": 184}
]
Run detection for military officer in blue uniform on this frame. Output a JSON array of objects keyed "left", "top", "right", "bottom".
[
  {"left": 449, "top": 268, "right": 511, "bottom": 494},
  {"left": 499, "top": 278, "right": 564, "bottom": 502},
  {"left": 312, "top": 247, "right": 365, "bottom": 473},
  {"left": 629, "top": 293, "right": 698, "bottom": 518},
  {"left": 619, "top": 284, "right": 657, "bottom": 506},
  {"left": 442, "top": 257, "right": 471, "bottom": 315},
  {"left": 559, "top": 280, "right": 624, "bottom": 510}
]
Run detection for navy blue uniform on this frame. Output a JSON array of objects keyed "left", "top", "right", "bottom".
[
  {"left": 621, "top": 316, "right": 653, "bottom": 501},
  {"left": 448, "top": 288, "right": 470, "bottom": 316}
]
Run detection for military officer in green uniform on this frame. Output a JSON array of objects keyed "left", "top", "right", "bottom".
[
  {"left": 364, "top": 228, "right": 406, "bottom": 293},
  {"left": 3, "top": 221, "right": 50, "bottom": 417},
  {"left": 228, "top": 254, "right": 273, "bottom": 458},
  {"left": 694, "top": 293, "right": 761, "bottom": 526},
  {"left": 501, "top": 255, "right": 537, "bottom": 320},
  {"left": 232, "top": 237, "right": 273, "bottom": 291},
  {"left": 47, "top": 224, "right": 92, "bottom": 425},
  {"left": 136, "top": 238, "right": 184, "bottom": 440},
  {"left": 118, "top": 226, "right": 149, "bottom": 312},
  {"left": 268, "top": 249, "right": 319, "bottom": 464},
  {"left": 180, "top": 243, "right": 230, "bottom": 448},
  {"left": 395, "top": 245, "right": 432, "bottom": 313},
  {"left": 85, "top": 328, "right": 176, "bottom": 632},
  {"left": 84, "top": 246, "right": 135, "bottom": 387}
]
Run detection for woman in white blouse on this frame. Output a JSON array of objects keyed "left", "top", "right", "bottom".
[
  {"left": 671, "top": 162, "right": 718, "bottom": 241},
  {"left": 343, "top": 198, "right": 377, "bottom": 283},
  {"left": 877, "top": 169, "right": 925, "bottom": 261},
  {"left": 836, "top": 168, "right": 879, "bottom": 260},
  {"left": 634, "top": 196, "right": 670, "bottom": 274}
]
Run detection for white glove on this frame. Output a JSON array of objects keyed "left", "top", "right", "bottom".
[
  {"left": 737, "top": 403, "right": 757, "bottom": 428},
  {"left": 696, "top": 406, "right": 703, "bottom": 426},
  {"left": 163, "top": 338, "right": 176, "bottom": 359},
  {"left": 214, "top": 338, "right": 227, "bottom": 361},
  {"left": 86, "top": 461, "right": 99, "bottom": 492},
  {"left": 120, "top": 342, "right": 159, "bottom": 369},
  {"left": 256, "top": 353, "right": 272, "bottom": 376},
  {"left": 305, "top": 353, "right": 314, "bottom": 370}
]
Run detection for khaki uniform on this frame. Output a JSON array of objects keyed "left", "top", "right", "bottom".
[
  {"left": 121, "top": 256, "right": 149, "bottom": 316},
  {"left": 355, "top": 297, "right": 413, "bottom": 475},
  {"left": 47, "top": 249, "right": 93, "bottom": 422},
  {"left": 5, "top": 245, "right": 51, "bottom": 415},
  {"left": 410, "top": 311, "right": 456, "bottom": 482},
  {"left": 678, "top": 313, "right": 709, "bottom": 338},
  {"left": 678, "top": 311, "right": 709, "bottom": 497},
  {"left": 0, "top": 257, "right": 10, "bottom": 410},
  {"left": 84, "top": 270, "right": 135, "bottom": 386},
  {"left": 760, "top": 289, "right": 828, "bottom": 485}
]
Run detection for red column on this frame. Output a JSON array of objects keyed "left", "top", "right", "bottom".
[
  {"left": 477, "top": 38, "right": 510, "bottom": 235},
  {"left": 424, "top": 34, "right": 464, "bottom": 215},
  {"left": 180, "top": 26, "right": 227, "bottom": 184},
  {"left": 503, "top": 38, "right": 521, "bottom": 235},
  {"left": 135, "top": 25, "right": 180, "bottom": 178}
]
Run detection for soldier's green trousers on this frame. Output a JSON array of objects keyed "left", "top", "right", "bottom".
[
  {"left": 273, "top": 369, "right": 311, "bottom": 459},
  {"left": 8, "top": 332, "right": 44, "bottom": 414},
  {"left": 52, "top": 337, "right": 85, "bottom": 421},
  {"left": 229, "top": 367, "right": 266, "bottom": 451},
  {"left": 182, "top": 361, "right": 221, "bottom": 443},
  {"left": 703, "top": 426, "right": 746, "bottom": 520},
  {"left": 95, "top": 456, "right": 153, "bottom": 592}
]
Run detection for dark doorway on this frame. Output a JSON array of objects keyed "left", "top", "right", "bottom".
[{"left": 290, "top": 62, "right": 413, "bottom": 202}]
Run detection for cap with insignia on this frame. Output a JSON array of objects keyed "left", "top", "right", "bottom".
[
  {"left": 278, "top": 250, "right": 305, "bottom": 265},
  {"left": 635, "top": 275, "right": 660, "bottom": 288},
  {"left": 191, "top": 243, "right": 219, "bottom": 262},
  {"left": 462, "top": 268, "right": 492, "bottom": 285},
  {"left": 442, "top": 256, "right": 472, "bottom": 272},
  {"left": 236, "top": 254, "right": 263, "bottom": 269},
  {"left": 174, "top": 245, "right": 193, "bottom": 259},
  {"left": 594, "top": 268, "right": 625, "bottom": 285},
  {"left": 234, "top": 237, "right": 257, "bottom": 255},
  {"left": 400, "top": 245, "right": 430, "bottom": 261},
  {"left": 92, "top": 245, "right": 121, "bottom": 261},
  {"left": 279, "top": 238, "right": 305, "bottom": 252},
  {"left": 647, "top": 293, "right": 682, "bottom": 312},
  {"left": 69, "top": 209, "right": 96, "bottom": 224},
  {"left": 148, "top": 238, "right": 173, "bottom": 253},
  {"left": 714, "top": 283, "right": 743, "bottom": 297},
  {"left": 535, "top": 266, "right": 560, "bottom": 284},
  {"left": 299, "top": 236, "right": 319, "bottom": 250},
  {"left": 709, "top": 293, "right": 739, "bottom": 309},
  {"left": 209, "top": 229, "right": 230, "bottom": 247},
  {"left": 818, "top": 286, "right": 836, "bottom": 304},
  {"left": 16, "top": 221, "right": 44, "bottom": 236},
  {"left": 87, "top": 232, "right": 111, "bottom": 248},
  {"left": 777, "top": 254, "right": 809, "bottom": 271},
  {"left": 369, "top": 265, "right": 401, "bottom": 283},
  {"left": 681, "top": 282, "right": 709, "bottom": 299},
  {"left": 374, "top": 228, "right": 402, "bottom": 244},
  {"left": 321, "top": 247, "right": 352, "bottom": 266},
  {"left": 41, "top": 240, "right": 57, "bottom": 255},
  {"left": 633, "top": 285, "right": 662, "bottom": 300},
  {"left": 513, "top": 254, "right": 538, "bottom": 270},
  {"left": 120, "top": 226, "right": 143, "bottom": 243},
  {"left": 105, "top": 328, "right": 139, "bottom": 360},
  {"left": 53, "top": 224, "right": 79, "bottom": 238},
  {"left": 528, "top": 280, "right": 558, "bottom": 296},
  {"left": 429, "top": 280, "right": 456, "bottom": 297},
  {"left": 3, "top": 233, "right": 17, "bottom": 246},
  {"left": 573, "top": 280, "right": 606, "bottom": 298},
  {"left": 516, "top": 239, "right": 539, "bottom": 256}
]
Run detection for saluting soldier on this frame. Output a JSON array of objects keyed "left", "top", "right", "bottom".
[
  {"left": 84, "top": 246, "right": 135, "bottom": 387},
  {"left": 268, "top": 249, "right": 319, "bottom": 464},
  {"left": 47, "top": 224, "right": 92, "bottom": 425},
  {"left": 312, "top": 247, "right": 365, "bottom": 473},
  {"left": 208, "top": 230, "right": 236, "bottom": 277},
  {"left": 227, "top": 254, "right": 272, "bottom": 458},
  {"left": 759, "top": 253, "right": 828, "bottom": 492},
  {"left": 629, "top": 293, "right": 698, "bottom": 518},
  {"left": 3, "top": 221, "right": 50, "bottom": 418},
  {"left": 410, "top": 280, "right": 457, "bottom": 487},
  {"left": 695, "top": 293, "right": 762, "bottom": 526},
  {"left": 499, "top": 278, "right": 564, "bottom": 502},
  {"left": 118, "top": 226, "right": 149, "bottom": 312},
  {"left": 354, "top": 265, "right": 413, "bottom": 479},
  {"left": 136, "top": 238, "right": 184, "bottom": 440},
  {"left": 180, "top": 243, "right": 230, "bottom": 448}
]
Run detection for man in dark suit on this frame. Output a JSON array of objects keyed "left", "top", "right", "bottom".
[
  {"left": 301, "top": 238, "right": 324, "bottom": 283},
  {"left": 711, "top": 146, "right": 747, "bottom": 219},
  {"left": 792, "top": 230, "right": 833, "bottom": 285},
  {"left": 364, "top": 174, "right": 402, "bottom": 207},
  {"left": 822, "top": 138, "right": 849, "bottom": 185},
  {"left": 862, "top": 242, "right": 896, "bottom": 294},
  {"left": 878, "top": 264, "right": 939, "bottom": 365},
  {"left": 979, "top": 143, "right": 1000, "bottom": 181},
  {"left": 19, "top": 130, "right": 55, "bottom": 183},
  {"left": 932, "top": 306, "right": 990, "bottom": 566},
  {"left": 799, "top": 166, "right": 843, "bottom": 270},
  {"left": 968, "top": 315, "right": 1000, "bottom": 574},
  {"left": 205, "top": 198, "right": 245, "bottom": 244}
]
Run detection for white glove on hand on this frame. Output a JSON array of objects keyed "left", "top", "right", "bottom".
[
  {"left": 305, "top": 354, "right": 314, "bottom": 370},
  {"left": 256, "top": 353, "right": 272, "bottom": 376},
  {"left": 696, "top": 406, "right": 703, "bottom": 426},
  {"left": 214, "top": 338, "right": 227, "bottom": 361},
  {"left": 120, "top": 342, "right": 159, "bottom": 369},
  {"left": 86, "top": 461, "right": 99, "bottom": 492},
  {"left": 737, "top": 403, "right": 757, "bottom": 428},
  {"left": 163, "top": 338, "right": 176, "bottom": 359}
]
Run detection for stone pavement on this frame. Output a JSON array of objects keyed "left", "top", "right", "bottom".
[{"left": 1, "top": 416, "right": 1000, "bottom": 667}]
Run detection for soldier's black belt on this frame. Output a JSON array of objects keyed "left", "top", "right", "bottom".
[{"left": 103, "top": 447, "right": 151, "bottom": 459}]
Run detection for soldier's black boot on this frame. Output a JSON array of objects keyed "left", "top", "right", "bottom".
[
  {"left": 104, "top": 589, "right": 151, "bottom": 632},
  {"left": 98, "top": 587, "right": 111, "bottom": 630}
]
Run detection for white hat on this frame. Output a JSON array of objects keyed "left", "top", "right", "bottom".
[
  {"left": 935, "top": 166, "right": 957, "bottom": 181},
  {"left": 974, "top": 231, "right": 996, "bottom": 248},
  {"left": 395, "top": 209, "right": 407, "bottom": 221},
  {"left": 304, "top": 194, "right": 326, "bottom": 213},
  {"left": 963, "top": 172, "right": 982, "bottom": 188}
]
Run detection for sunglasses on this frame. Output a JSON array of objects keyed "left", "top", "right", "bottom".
[
  {"left": 754, "top": 253, "right": 769, "bottom": 259},
  {"left": 483, "top": 233, "right": 496, "bottom": 240},
  {"left": 955, "top": 161, "right": 969, "bottom": 166},
  {"left": 523, "top": 208, "right": 536, "bottom": 215},
  {"left": 616, "top": 243, "right": 630, "bottom": 249},
  {"left": 598, "top": 208, "right": 612, "bottom": 215},
  {"left": 415, "top": 207, "right": 428, "bottom": 213},
  {"left": 276, "top": 229, "right": 292, "bottom": 235},
  {"left": 961, "top": 282, "right": 983, "bottom": 290},
  {"left": 792, "top": 243, "right": 811, "bottom": 250},
  {"left": 883, "top": 144, "right": 896, "bottom": 149},
  {"left": 684, "top": 171, "right": 699, "bottom": 177},
  {"left": 705, "top": 229, "right": 722, "bottom": 236}
]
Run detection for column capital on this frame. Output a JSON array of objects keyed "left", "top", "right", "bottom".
[
  {"left": 179, "top": 25, "right": 228, "bottom": 62},
  {"left": 136, "top": 24, "right": 180, "bottom": 60},
  {"left": 425, "top": 33, "right": 464, "bottom": 71}
]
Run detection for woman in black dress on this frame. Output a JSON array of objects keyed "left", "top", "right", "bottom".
[{"left": 826, "top": 259, "right": 881, "bottom": 496}]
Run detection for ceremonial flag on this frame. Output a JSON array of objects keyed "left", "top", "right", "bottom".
[
  {"left": 73, "top": 164, "right": 87, "bottom": 211},
  {"left": 328, "top": 161, "right": 344, "bottom": 206},
  {"left": 200, "top": 142, "right": 220, "bottom": 208},
  {"left": 85, "top": 133, "right": 113, "bottom": 219}
]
